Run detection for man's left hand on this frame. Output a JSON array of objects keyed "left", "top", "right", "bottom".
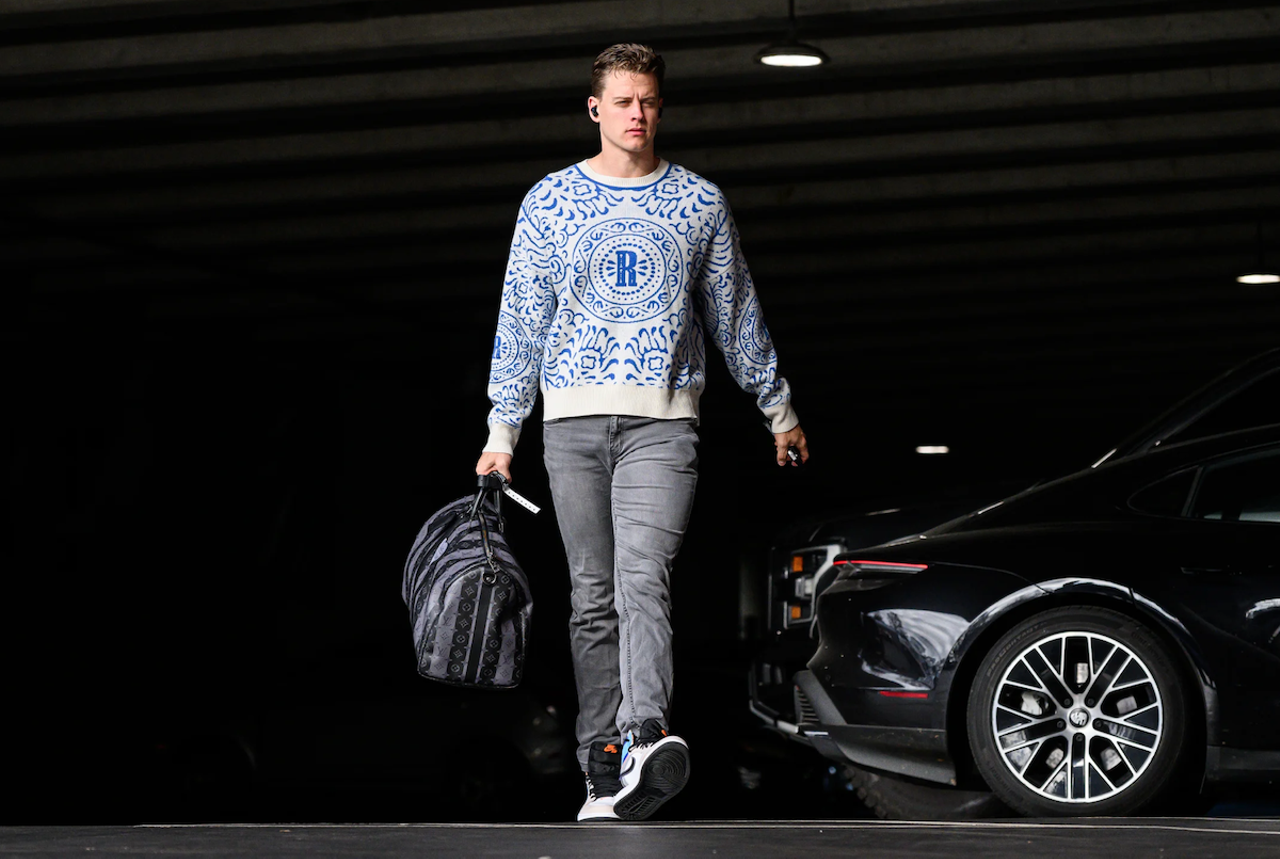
[{"left": 774, "top": 425, "right": 810, "bottom": 467}]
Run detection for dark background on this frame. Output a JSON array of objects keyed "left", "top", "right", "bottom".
[{"left": 3, "top": 0, "right": 1279, "bottom": 823}]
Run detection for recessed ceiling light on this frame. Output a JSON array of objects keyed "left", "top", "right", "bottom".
[{"left": 916, "top": 445, "right": 950, "bottom": 455}]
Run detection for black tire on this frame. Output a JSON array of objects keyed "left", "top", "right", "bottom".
[
  {"left": 967, "top": 606, "right": 1190, "bottom": 817},
  {"left": 845, "top": 764, "right": 1011, "bottom": 820}
]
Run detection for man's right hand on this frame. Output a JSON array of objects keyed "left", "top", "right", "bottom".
[{"left": 475, "top": 451, "right": 513, "bottom": 483}]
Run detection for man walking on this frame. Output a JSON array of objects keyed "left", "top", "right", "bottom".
[{"left": 475, "top": 43, "right": 808, "bottom": 821}]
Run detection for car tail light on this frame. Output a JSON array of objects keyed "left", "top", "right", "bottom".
[
  {"left": 833, "top": 559, "right": 929, "bottom": 572},
  {"left": 832, "top": 558, "right": 928, "bottom": 588}
]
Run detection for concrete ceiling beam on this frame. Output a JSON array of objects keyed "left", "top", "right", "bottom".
[
  {"left": 165, "top": 220, "right": 1258, "bottom": 282},
  {"left": 28, "top": 148, "right": 1280, "bottom": 225},
  {"left": 670, "top": 106, "right": 1280, "bottom": 176},
  {"left": 20, "top": 248, "right": 1249, "bottom": 300},
  {"left": 5, "top": 58, "right": 1278, "bottom": 142},
  {"left": 740, "top": 186, "right": 1280, "bottom": 243},
  {"left": 4, "top": 103, "right": 1275, "bottom": 185},
  {"left": 1, "top": 5, "right": 1274, "bottom": 83},
  {"left": 724, "top": 150, "right": 1280, "bottom": 213},
  {"left": 0, "top": 0, "right": 1186, "bottom": 19},
  {"left": 126, "top": 184, "right": 1280, "bottom": 252},
  {"left": 0, "top": 0, "right": 782, "bottom": 79},
  {"left": 0, "top": 0, "right": 352, "bottom": 17},
  {"left": 747, "top": 235, "right": 1264, "bottom": 277}
]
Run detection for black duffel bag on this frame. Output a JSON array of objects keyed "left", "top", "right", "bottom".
[{"left": 402, "top": 473, "right": 537, "bottom": 689}]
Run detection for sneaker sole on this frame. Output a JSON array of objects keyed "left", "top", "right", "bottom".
[{"left": 612, "top": 744, "right": 690, "bottom": 821}]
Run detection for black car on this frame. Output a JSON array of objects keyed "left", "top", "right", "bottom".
[
  {"left": 797, "top": 421, "right": 1280, "bottom": 816},
  {"left": 752, "top": 348, "right": 1280, "bottom": 816}
]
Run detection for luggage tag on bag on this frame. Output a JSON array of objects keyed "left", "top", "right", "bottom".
[{"left": 499, "top": 483, "right": 540, "bottom": 514}]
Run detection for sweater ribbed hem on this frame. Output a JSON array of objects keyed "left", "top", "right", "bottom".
[
  {"left": 486, "top": 387, "right": 799, "bottom": 456},
  {"left": 543, "top": 385, "right": 701, "bottom": 424}
]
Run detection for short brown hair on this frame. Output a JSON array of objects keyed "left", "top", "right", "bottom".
[{"left": 591, "top": 43, "right": 665, "bottom": 99}]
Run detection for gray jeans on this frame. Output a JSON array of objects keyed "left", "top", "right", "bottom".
[{"left": 542, "top": 416, "right": 699, "bottom": 769}]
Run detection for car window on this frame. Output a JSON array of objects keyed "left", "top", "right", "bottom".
[
  {"left": 1165, "top": 369, "right": 1280, "bottom": 446},
  {"left": 1189, "top": 448, "right": 1280, "bottom": 523},
  {"left": 1129, "top": 469, "right": 1197, "bottom": 517}
]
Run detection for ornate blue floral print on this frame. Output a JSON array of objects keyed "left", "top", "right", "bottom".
[{"left": 485, "top": 161, "right": 793, "bottom": 448}]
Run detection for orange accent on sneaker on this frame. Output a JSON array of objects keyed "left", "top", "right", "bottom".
[
  {"left": 661, "top": 729, "right": 668, "bottom": 736},
  {"left": 604, "top": 744, "right": 618, "bottom": 754}
]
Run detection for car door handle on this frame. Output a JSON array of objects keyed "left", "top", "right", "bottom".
[
  {"left": 1181, "top": 565, "right": 1274, "bottom": 576},
  {"left": 1181, "top": 566, "right": 1229, "bottom": 575}
]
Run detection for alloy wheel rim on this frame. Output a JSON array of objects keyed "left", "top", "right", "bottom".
[{"left": 990, "top": 631, "right": 1164, "bottom": 803}]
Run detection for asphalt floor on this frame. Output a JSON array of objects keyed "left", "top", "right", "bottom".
[{"left": 5, "top": 819, "right": 1280, "bottom": 859}]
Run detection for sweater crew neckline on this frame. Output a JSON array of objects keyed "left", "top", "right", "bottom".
[{"left": 575, "top": 159, "right": 670, "bottom": 188}]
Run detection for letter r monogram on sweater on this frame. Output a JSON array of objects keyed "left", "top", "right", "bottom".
[{"left": 615, "top": 250, "right": 639, "bottom": 287}]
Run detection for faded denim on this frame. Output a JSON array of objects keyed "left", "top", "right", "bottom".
[{"left": 542, "top": 416, "right": 699, "bottom": 769}]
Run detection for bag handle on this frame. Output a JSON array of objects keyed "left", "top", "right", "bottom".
[
  {"left": 468, "top": 472, "right": 504, "bottom": 528},
  {"left": 469, "top": 472, "right": 541, "bottom": 523},
  {"left": 468, "top": 472, "right": 540, "bottom": 581}
]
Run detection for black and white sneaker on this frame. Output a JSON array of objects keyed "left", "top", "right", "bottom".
[
  {"left": 576, "top": 740, "right": 622, "bottom": 822},
  {"left": 612, "top": 719, "right": 690, "bottom": 821}
]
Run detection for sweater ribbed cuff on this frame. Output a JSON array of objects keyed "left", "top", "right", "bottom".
[
  {"left": 483, "top": 423, "right": 521, "bottom": 457},
  {"left": 762, "top": 401, "right": 799, "bottom": 434}
]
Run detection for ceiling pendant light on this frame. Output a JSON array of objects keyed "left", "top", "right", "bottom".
[
  {"left": 1237, "top": 219, "right": 1279, "bottom": 285},
  {"left": 756, "top": 0, "right": 829, "bottom": 68}
]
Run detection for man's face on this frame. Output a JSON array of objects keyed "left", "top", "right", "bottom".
[{"left": 588, "top": 71, "right": 662, "bottom": 157}]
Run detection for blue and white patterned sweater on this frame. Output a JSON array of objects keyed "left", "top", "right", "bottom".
[{"left": 484, "top": 159, "right": 797, "bottom": 455}]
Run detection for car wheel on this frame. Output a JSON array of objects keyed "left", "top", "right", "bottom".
[
  {"left": 845, "top": 763, "right": 1011, "bottom": 820},
  {"left": 967, "top": 606, "right": 1189, "bottom": 817}
]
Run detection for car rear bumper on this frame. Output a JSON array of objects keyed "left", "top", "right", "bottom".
[
  {"left": 748, "top": 638, "right": 819, "bottom": 741},
  {"left": 794, "top": 669, "right": 957, "bottom": 786}
]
